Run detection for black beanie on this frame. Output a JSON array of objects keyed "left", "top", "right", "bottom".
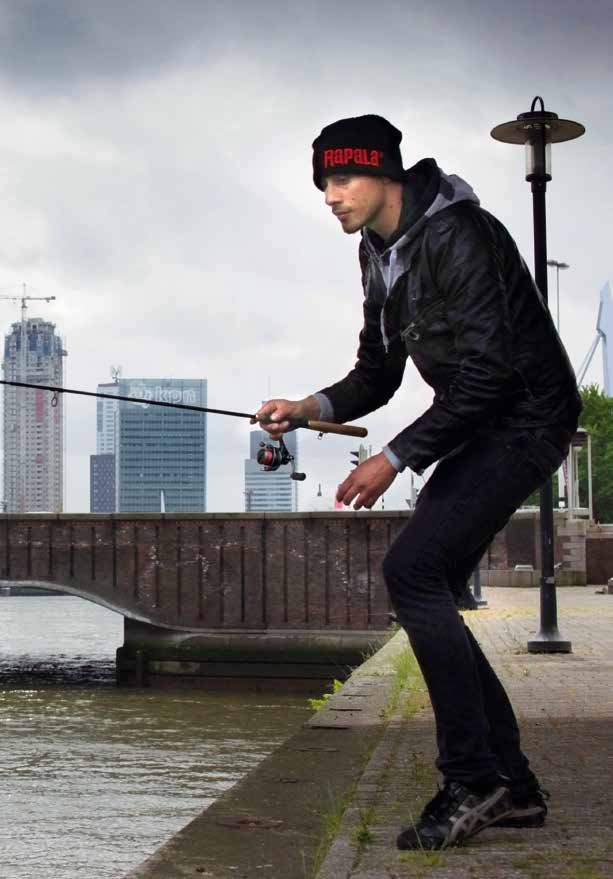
[{"left": 312, "top": 114, "right": 404, "bottom": 191}]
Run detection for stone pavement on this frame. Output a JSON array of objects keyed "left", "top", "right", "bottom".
[{"left": 316, "top": 587, "right": 613, "bottom": 879}]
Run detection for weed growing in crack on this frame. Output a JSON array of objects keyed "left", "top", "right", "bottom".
[
  {"left": 352, "top": 806, "right": 376, "bottom": 847},
  {"left": 306, "top": 785, "right": 354, "bottom": 878},
  {"left": 307, "top": 678, "right": 343, "bottom": 711}
]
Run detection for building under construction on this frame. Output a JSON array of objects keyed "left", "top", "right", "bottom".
[{"left": 2, "top": 317, "right": 66, "bottom": 512}]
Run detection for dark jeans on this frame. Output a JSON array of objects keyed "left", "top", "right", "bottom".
[{"left": 383, "top": 426, "right": 571, "bottom": 791}]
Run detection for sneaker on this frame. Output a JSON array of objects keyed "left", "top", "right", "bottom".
[
  {"left": 396, "top": 781, "right": 513, "bottom": 850},
  {"left": 491, "top": 785, "right": 549, "bottom": 828}
]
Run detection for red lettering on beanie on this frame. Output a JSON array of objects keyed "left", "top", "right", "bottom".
[{"left": 322, "top": 147, "right": 385, "bottom": 169}]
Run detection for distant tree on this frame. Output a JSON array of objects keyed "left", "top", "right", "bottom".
[
  {"left": 578, "top": 384, "right": 613, "bottom": 522},
  {"left": 519, "top": 384, "right": 613, "bottom": 518}
]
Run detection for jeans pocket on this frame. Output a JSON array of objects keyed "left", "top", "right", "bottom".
[{"left": 519, "top": 430, "right": 567, "bottom": 480}]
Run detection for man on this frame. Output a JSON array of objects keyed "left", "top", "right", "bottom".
[{"left": 256, "top": 114, "right": 581, "bottom": 850}]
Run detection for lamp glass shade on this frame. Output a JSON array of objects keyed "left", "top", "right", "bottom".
[{"left": 524, "top": 127, "right": 551, "bottom": 181}]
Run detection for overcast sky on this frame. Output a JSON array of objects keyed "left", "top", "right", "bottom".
[{"left": 0, "top": 0, "right": 611, "bottom": 513}]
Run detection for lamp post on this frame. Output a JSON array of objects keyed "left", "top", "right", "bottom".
[
  {"left": 547, "top": 259, "right": 570, "bottom": 332},
  {"left": 491, "top": 96, "right": 585, "bottom": 654}
]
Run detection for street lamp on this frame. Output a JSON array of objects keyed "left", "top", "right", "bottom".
[
  {"left": 491, "top": 96, "right": 585, "bottom": 654},
  {"left": 547, "top": 259, "right": 570, "bottom": 332}
]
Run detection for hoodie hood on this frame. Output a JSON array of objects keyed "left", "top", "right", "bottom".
[
  {"left": 361, "top": 159, "right": 480, "bottom": 348},
  {"left": 364, "top": 158, "right": 480, "bottom": 256}
]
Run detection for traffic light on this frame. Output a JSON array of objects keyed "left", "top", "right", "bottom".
[{"left": 350, "top": 443, "right": 369, "bottom": 467}]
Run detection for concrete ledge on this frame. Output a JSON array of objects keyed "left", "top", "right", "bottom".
[
  {"left": 587, "top": 526, "right": 613, "bottom": 538},
  {"left": 117, "top": 618, "right": 392, "bottom": 689},
  {"left": 0, "top": 510, "right": 411, "bottom": 521},
  {"left": 557, "top": 569, "right": 587, "bottom": 586},
  {"left": 558, "top": 520, "right": 588, "bottom": 536},
  {"left": 122, "top": 630, "right": 409, "bottom": 879},
  {"left": 481, "top": 569, "right": 539, "bottom": 587},
  {"left": 479, "top": 568, "right": 587, "bottom": 587}
]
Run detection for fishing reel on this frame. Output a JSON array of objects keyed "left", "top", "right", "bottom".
[{"left": 257, "top": 436, "right": 306, "bottom": 481}]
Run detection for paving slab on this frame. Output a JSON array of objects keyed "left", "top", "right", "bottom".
[{"left": 316, "top": 587, "right": 613, "bottom": 879}]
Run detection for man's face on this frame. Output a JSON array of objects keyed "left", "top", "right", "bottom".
[{"left": 322, "top": 174, "right": 388, "bottom": 235}]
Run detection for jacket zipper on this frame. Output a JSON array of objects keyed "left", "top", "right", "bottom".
[{"left": 396, "top": 298, "right": 445, "bottom": 347}]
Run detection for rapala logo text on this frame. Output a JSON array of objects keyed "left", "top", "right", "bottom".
[{"left": 323, "top": 148, "right": 384, "bottom": 169}]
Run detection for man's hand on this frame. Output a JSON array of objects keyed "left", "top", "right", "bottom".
[
  {"left": 254, "top": 396, "right": 320, "bottom": 440},
  {"left": 336, "top": 453, "right": 398, "bottom": 510}
]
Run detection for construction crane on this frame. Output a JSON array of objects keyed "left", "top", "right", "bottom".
[{"left": 0, "top": 284, "right": 57, "bottom": 511}]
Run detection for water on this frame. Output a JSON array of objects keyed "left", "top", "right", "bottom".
[{"left": 0, "top": 596, "right": 312, "bottom": 879}]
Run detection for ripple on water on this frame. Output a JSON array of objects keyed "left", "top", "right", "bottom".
[{"left": 0, "top": 595, "right": 312, "bottom": 879}]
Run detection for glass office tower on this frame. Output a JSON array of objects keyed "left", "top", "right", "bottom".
[{"left": 116, "top": 378, "right": 207, "bottom": 513}]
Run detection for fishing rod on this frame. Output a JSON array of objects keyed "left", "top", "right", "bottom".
[{"left": 0, "top": 378, "right": 368, "bottom": 482}]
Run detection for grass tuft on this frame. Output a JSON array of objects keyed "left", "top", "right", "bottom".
[
  {"left": 383, "top": 647, "right": 429, "bottom": 720},
  {"left": 351, "top": 806, "right": 376, "bottom": 847},
  {"left": 307, "top": 786, "right": 354, "bottom": 878},
  {"left": 307, "top": 678, "right": 343, "bottom": 711}
]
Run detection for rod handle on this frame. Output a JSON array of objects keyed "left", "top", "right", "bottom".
[{"left": 305, "top": 419, "right": 368, "bottom": 438}]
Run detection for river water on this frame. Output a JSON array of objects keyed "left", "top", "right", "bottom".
[{"left": 0, "top": 596, "right": 312, "bottom": 879}]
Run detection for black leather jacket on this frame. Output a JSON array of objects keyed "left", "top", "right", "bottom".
[{"left": 318, "top": 173, "right": 581, "bottom": 474}]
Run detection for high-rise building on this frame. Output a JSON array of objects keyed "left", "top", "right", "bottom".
[
  {"left": 115, "top": 378, "right": 207, "bottom": 513},
  {"left": 96, "top": 381, "right": 119, "bottom": 454},
  {"left": 244, "top": 430, "right": 298, "bottom": 512},
  {"left": 89, "top": 381, "right": 119, "bottom": 512},
  {"left": 90, "top": 453, "right": 116, "bottom": 513},
  {"left": 2, "top": 318, "right": 65, "bottom": 512}
]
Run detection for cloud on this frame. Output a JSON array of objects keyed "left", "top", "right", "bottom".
[{"left": 0, "top": 0, "right": 222, "bottom": 91}]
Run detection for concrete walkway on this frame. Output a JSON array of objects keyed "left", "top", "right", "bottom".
[{"left": 316, "top": 587, "right": 613, "bottom": 879}]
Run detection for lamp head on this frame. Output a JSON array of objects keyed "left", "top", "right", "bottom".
[{"left": 491, "top": 97, "right": 585, "bottom": 182}]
